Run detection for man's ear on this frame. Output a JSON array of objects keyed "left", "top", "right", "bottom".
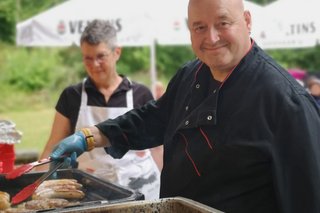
[
  {"left": 114, "top": 47, "right": 122, "bottom": 60},
  {"left": 244, "top": 10, "right": 252, "bottom": 34}
]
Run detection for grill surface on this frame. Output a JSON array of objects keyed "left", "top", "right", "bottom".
[{"left": 0, "top": 169, "right": 143, "bottom": 211}]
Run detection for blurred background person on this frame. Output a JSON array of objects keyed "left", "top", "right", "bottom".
[
  {"left": 38, "top": 19, "right": 160, "bottom": 200},
  {"left": 154, "top": 81, "right": 166, "bottom": 100},
  {"left": 288, "top": 68, "right": 307, "bottom": 87},
  {"left": 306, "top": 75, "right": 320, "bottom": 106}
]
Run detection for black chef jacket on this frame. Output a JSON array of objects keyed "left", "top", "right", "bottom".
[{"left": 96, "top": 42, "right": 320, "bottom": 213}]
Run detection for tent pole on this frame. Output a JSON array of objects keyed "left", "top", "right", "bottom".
[{"left": 150, "top": 40, "right": 157, "bottom": 97}]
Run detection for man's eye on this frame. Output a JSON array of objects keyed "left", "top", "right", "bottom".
[
  {"left": 194, "top": 25, "right": 206, "bottom": 33},
  {"left": 218, "top": 21, "right": 231, "bottom": 29},
  {"left": 97, "top": 54, "right": 105, "bottom": 60},
  {"left": 84, "top": 57, "right": 92, "bottom": 61},
  {"left": 97, "top": 53, "right": 109, "bottom": 60}
]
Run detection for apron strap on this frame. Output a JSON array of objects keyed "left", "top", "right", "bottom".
[
  {"left": 126, "top": 78, "right": 134, "bottom": 109},
  {"left": 126, "top": 89, "right": 133, "bottom": 109},
  {"left": 80, "top": 78, "right": 88, "bottom": 107}
]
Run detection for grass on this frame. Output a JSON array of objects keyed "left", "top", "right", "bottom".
[{"left": 0, "top": 108, "right": 55, "bottom": 155}]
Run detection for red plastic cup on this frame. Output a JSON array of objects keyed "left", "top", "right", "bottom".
[{"left": 0, "top": 144, "right": 15, "bottom": 173}]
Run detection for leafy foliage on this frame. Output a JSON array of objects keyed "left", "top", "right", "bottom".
[
  {"left": 117, "top": 47, "right": 150, "bottom": 75},
  {"left": 0, "top": 1, "right": 16, "bottom": 43},
  {"left": 18, "top": 0, "right": 65, "bottom": 21},
  {"left": 1, "top": 47, "right": 63, "bottom": 91},
  {"left": 267, "top": 45, "right": 320, "bottom": 73},
  {"left": 251, "top": 0, "right": 276, "bottom": 6},
  {"left": 157, "top": 45, "right": 196, "bottom": 78},
  {"left": 0, "top": 0, "right": 66, "bottom": 44}
]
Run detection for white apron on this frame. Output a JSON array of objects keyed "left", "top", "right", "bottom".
[{"left": 76, "top": 78, "right": 160, "bottom": 200}]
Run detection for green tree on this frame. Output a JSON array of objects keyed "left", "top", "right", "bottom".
[
  {"left": 0, "top": 1, "right": 15, "bottom": 43},
  {"left": 117, "top": 47, "right": 150, "bottom": 75},
  {"left": 267, "top": 45, "right": 320, "bottom": 73},
  {"left": 249, "top": 0, "right": 276, "bottom": 6},
  {"left": 0, "top": 0, "right": 66, "bottom": 44},
  {"left": 157, "top": 45, "right": 196, "bottom": 78}
]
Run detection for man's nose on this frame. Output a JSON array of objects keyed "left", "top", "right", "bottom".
[
  {"left": 207, "top": 27, "right": 220, "bottom": 43},
  {"left": 92, "top": 59, "right": 100, "bottom": 66}
]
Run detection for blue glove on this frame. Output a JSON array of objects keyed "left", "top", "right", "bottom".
[{"left": 50, "top": 131, "right": 87, "bottom": 170}]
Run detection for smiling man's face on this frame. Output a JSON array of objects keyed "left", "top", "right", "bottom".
[{"left": 188, "top": 0, "right": 252, "bottom": 74}]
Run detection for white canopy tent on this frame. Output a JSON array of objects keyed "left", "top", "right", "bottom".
[
  {"left": 259, "top": 0, "right": 320, "bottom": 49},
  {"left": 17, "top": 0, "right": 155, "bottom": 47},
  {"left": 152, "top": 0, "right": 189, "bottom": 45}
]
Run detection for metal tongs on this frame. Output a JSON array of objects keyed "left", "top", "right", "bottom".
[{"left": 11, "top": 161, "right": 64, "bottom": 205}]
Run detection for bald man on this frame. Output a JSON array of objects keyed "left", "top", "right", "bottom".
[{"left": 50, "top": 0, "right": 320, "bottom": 212}]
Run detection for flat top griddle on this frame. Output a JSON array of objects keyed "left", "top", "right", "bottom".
[{"left": 0, "top": 169, "right": 143, "bottom": 211}]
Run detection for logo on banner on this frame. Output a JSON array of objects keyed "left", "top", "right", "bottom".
[
  {"left": 57, "top": 21, "right": 66, "bottom": 34},
  {"left": 173, "top": 18, "right": 188, "bottom": 31},
  {"left": 57, "top": 19, "right": 123, "bottom": 35},
  {"left": 286, "top": 22, "right": 316, "bottom": 36},
  {"left": 173, "top": 21, "right": 181, "bottom": 31}
]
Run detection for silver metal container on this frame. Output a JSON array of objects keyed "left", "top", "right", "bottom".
[{"left": 57, "top": 197, "right": 224, "bottom": 213}]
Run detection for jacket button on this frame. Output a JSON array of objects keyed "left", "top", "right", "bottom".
[
  {"left": 185, "top": 106, "right": 189, "bottom": 111},
  {"left": 185, "top": 120, "right": 189, "bottom": 125},
  {"left": 207, "top": 115, "right": 213, "bottom": 120},
  {"left": 195, "top": 84, "right": 200, "bottom": 89},
  {"left": 213, "top": 89, "right": 216, "bottom": 93}
]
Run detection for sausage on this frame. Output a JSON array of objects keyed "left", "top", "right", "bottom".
[
  {"left": 32, "top": 179, "right": 85, "bottom": 200},
  {"left": 33, "top": 188, "right": 85, "bottom": 200},
  {"left": 36, "top": 179, "right": 81, "bottom": 189},
  {"left": 0, "top": 191, "right": 10, "bottom": 210}
]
